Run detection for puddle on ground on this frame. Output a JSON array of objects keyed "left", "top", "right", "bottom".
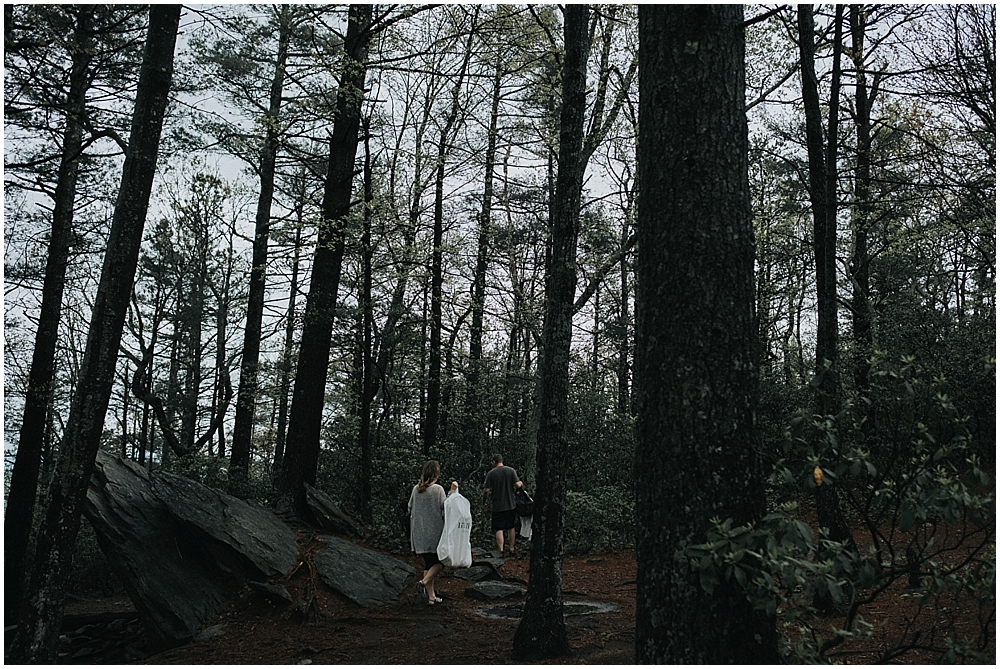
[{"left": 475, "top": 600, "right": 619, "bottom": 620}]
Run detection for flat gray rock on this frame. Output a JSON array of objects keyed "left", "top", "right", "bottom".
[
  {"left": 313, "top": 535, "right": 415, "bottom": 607},
  {"left": 464, "top": 580, "right": 526, "bottom": 602},
  {"left": 473, "top": 556, "right": 505, "bottom": 570},
  {"left": 454, "top": 564, "right": 501, "bottom": 582}
]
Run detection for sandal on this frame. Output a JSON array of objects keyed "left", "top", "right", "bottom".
[
  {"left": 432, "top": 596, "right": 443, "bottom": 603},
  {"left": 415, "top": 581, "right": 426, "bottom": 602}
]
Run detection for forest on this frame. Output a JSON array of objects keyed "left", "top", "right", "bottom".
[{"left": 3, "top": 3, "right": 995, "bottom": 664}]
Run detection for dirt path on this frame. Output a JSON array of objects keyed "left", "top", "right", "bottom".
[{"left": 143, "top": 549, "right": 637, "bottom": 665}]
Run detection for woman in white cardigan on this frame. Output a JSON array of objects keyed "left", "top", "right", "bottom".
[{"left": 408, "top": 460, "right": 458, "bottom": 605}]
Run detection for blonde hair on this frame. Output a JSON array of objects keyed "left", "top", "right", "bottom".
[{"left": 417, "top": 460, "right": 441, "bottom": 492}]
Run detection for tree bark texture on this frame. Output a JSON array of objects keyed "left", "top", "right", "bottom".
[
  {"left": 634, "top": 5, "right": 778, "bottom": 663},
  {"left": 9, "top": 6, "right": 180, "bottom": 662},
  {"left": 4, "top": 6, "right": 92, "bottom": 626},
  {"left": 278, "top": 4, "right": 372, "bottom": 513},
  {"left": 230, "top": 5, "right": 292, "bottom": 494},
  {"left": 511, "top": 4, "right": 589, "bottom": 661}
]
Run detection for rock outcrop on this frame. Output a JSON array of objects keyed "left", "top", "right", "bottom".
[{"left": 83, "top": 451, "right": 403, "bottom": 651}]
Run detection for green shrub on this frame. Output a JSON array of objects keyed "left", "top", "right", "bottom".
[
  {"left": 160, "top": 451, "right": 231, "bottom": 492},
  {"left": 564, "top": 486, "right": 634, "bottom": 554},
  {"left": 681, "top": 357, "right": 995, "bottom": 663}
]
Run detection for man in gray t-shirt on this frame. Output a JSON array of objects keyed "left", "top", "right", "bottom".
[{"left": 483, "top": 453, "right": 523, "bottom": 555}]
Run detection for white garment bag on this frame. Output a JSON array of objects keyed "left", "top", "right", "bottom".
[
  {"left": 436, "top": 491, "right": 473, "bottom": 568},
  {"left": 519, "top": 515, "right": 533, "bottom": 540}
]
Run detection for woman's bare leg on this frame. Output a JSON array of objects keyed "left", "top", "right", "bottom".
[{"left": 421, "top": 563, "right": 443, "bottom": 602}]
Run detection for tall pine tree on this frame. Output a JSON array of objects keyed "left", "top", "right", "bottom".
[
  {"left": 9, "top": 6, "right": 181, "bottom": 661},
  {"left": 511, "top": 4, "right": 590, "bottom": 660},
  {"left": 634, "top": 5, "right": 778, "bottom": 663}
]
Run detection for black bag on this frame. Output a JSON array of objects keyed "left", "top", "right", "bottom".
[{"left": 515, "top": 488, "right": 534, "bottom": 517}]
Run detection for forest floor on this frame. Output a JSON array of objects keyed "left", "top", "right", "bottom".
[
  {"left": 60, "top": 530, "right": 994, "bottom": 666},
  {"left": 66, "top": 547, "right": 638, "bottom": 665}
]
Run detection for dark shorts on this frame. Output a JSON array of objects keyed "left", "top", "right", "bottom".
[
  {"left": 491, "top": 509, "right": 517, "bottom": 533},
  {"left": 420, "top": 552, "right": 442, "bottom": 570}
]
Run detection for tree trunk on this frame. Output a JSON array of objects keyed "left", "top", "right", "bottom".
[
  {"left": 136, "top": 296, "right": 162, "bottom": 468},
  {"left": 467, "top": 60, "right": 503, "bottom": 459},
  {"left": 419, "top": 281, "right": 429, "bottom": 452},
  {"left": 797, "top": 3, "right": 841, "bottom": 413},
  {"left": 120, "top": 364, "right": 130, "bottom": 458},
  {"left": 166, "top": 270, "right": 183, "bottom": 449},
  {"left": 634, "top": 5, "right": 778, "bottom": 663},
  {"left": 212, "top": 263, "right": 230, "bottom": 459},
  {"left": 9, "top": 6, "right": 179, "bottom": 661},
  {"left": 181, "top": 249, "right": 205, "bottom": 449},
  {"left": 4, "top": 6, "right": 92, "bottom": 626},
  {"left": 272, "top": 189, "right": 305, "bottom": 479},
  {"left": 617, "top": 190, "right": 634, "bottom": 417},
  {"left": 230, "top": 5, "right": 292, "bottom": 494},
  {"left": 425, "top": 17, "right": 476, "bottom": 454},
  {"left": 822, "top": 5, "right": 843, "bottom": 405},
  {"left": 511, "top": 5, "right": 589, "bottom": 661},
  {"left": 277, "top": 3, "right": 372, "bottom": 514},
  {"left": 848, "top": 5, "right": 875, "bottom": 396},
  {"left": 798, "top": 4, "right": 856, "bottom": 613},
  {"left": 591, "top": 282, "right": 600, "bottom": 390},
  {"left": 139, "top": 382, "right": 151, "bottom": 465},
  {"left": 358, "top": 119, "right": 375, "bottom": 524},
  {"left": 425, "top": 153, "right": 444, "bottom": 451}
]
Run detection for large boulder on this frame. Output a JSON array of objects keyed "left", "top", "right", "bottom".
[
  {"left": 84, "top": 451, "right": 298, "bottom": 650},
  {"left": 155, "top": 472, "right": 298, "bottom": 578},
  {"left": 313, "top": 535, "right": 415, "bottom": 607}
]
